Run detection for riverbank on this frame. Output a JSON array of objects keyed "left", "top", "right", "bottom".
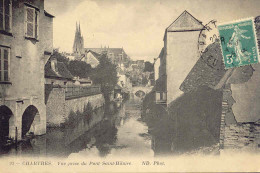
[
  {"left": 0, "top": 97, "right": 154, "bottom": 158},
  {"left": 46, "top": 87, "right": 105, "bottom": 127}
]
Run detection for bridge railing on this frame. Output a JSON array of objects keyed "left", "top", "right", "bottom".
[{"left": 65, "top": 85, "right": 101, "bottom": 100}]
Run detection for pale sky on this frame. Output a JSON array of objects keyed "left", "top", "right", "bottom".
[{"left": 44, "top": 0, "right": 260, "bottom": 61}]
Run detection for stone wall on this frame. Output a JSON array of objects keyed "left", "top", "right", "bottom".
[
  {"left": 223, "top": 122, "right": 260, "bottom": 150},
  {"left": 46, "top": 86, "right": 66, "bottom": 127},
  {"left": 220, "top": 80, "right": 260, "bottom": 151},
  {"left": 46, "top": 86, "right": 105, "bottom": 127},
  {"left": 65, "top": 93, "right": 105, "bottom": 117}
]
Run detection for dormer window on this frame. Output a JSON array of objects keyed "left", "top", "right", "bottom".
[
  {"left": 0, "top": 0, "right": 12, "bottom": 33},
  {"left": 24, "top": 5, "right": 39, "bottom": 39}
]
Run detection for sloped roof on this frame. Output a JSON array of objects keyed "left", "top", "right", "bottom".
[
  {"left": 167, "top": 10, "right": 204, "bottom": 32},
  {"left": 44, "top": 10, "right": 55, "bottom": 18},
  {"left": 45, "top": 60, "right": 73, "bottom": 80},
  {"left": 85, "top": 48, "right": 127, "bottom": 56},
  {"left": 84, "top": 50, "right": 101, "bottom": 61},
  {"left": 180, "top": 42, "right": 226, "bottom": 93},
  {"left": 159, "top": 47, "right": 164, "bottom": 59},
  {"left": 85, "top": 48, "right": 104, "bottom": 54}
]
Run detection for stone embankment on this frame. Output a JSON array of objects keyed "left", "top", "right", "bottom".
[{"left": 45, "top": 86, "right": 105, "bottom": 127}]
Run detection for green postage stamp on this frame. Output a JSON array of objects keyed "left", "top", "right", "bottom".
[{"left": 218, "top": 18, "right": 259, "bottom": 69}]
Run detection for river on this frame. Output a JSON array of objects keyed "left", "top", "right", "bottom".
[
  {"left": 0, "top": 93, "right": 219, "bottom": 158},
  {"left": 0, "top": 95, "right": 155, "bottom": 158}
]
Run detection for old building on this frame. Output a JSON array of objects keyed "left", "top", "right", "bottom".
[
  {"left": 45, "top": 56, "right": 74, "bottom": 87},
  {"left": 116, "top": 66, "right": 131, "bottom": 91},
  {"left": 172, "top": 16, "right": 260, "bottom": 151},
  {"left": 0, "top": 0, "right": 54, "bottom": 142},
  {"left": 153, "top": 56, "right": 160, "bottom": 82},
  {"left": 85, "top": 47, "right": 130, "bottom": 67},
  {"left": 155, "top": 47, "right": 166, "bottom": 104},
  {"left": 155, "top": 10, "right": 204, "bottom": 105},
  {"left": 81, "top": 50, "right": 100, "bottom": 68}
]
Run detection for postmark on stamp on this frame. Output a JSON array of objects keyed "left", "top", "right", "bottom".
[{"left": 218, "top": 18, "right": 259, "bottom": 69}]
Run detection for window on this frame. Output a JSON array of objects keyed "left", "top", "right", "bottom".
[
  {"left": 0, "top": 47, "right": 10, "bottom": 82},
  {"left": 156, "top": 91, "right": 167, "bottom": 104},
  {"left": 119, "top": 54, "right": 123, "bottom": 61},
  {"left": 0, "top": 0, "right": 12, "bottom": 32},
  {"left": 24, "top": 5, "right": 39, "bottom": 39}
]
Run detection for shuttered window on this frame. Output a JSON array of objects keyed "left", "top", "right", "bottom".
[
  {"left": 0, "top": 0, "right": 12, "bottom": 32},
  {"left": 25, "top": 6, "right": 39, "bottom": 39},
  {"left": 0, "top": 47, "right": 10, "bottom": 82}
]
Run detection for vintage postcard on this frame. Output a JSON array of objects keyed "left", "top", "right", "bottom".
[{"left": 0, "top": 0, "right": 259, "bottom": 172}]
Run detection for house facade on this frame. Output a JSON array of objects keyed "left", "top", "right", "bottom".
[
  {"left": 85, "top": 47, "right": 130, "bottom": 67},
  {"left": 155, "top": 11, "right": 204, "bottom": 105},
  {"left": 81, "top": 50, "right": 100, "bottom": 68},
  {"left": 0, "top": 0, "right": 53, "bottom": 141},
  {"left": 154, "top": 56, "right": 160, "bottom": 81},
  {"left": 45, "top": 56, "right": 74, "bottom": 87}
]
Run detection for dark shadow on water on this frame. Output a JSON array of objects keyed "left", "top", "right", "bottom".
[
  {"left": 143, "top": 86, "right": 222, "bottom": 156},
  {"left": 0, "top": 102, "right": 122, "bottom": 158}
]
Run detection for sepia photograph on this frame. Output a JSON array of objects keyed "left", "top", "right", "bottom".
[{"left": 0, "top": 0, "right": 259, "bottom": 172}]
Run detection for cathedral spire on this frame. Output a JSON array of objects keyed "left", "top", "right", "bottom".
[
  {"left": 79, "top": 21, "right": 81, "bottom": 36},
  {"left": 73, "top": 21, "right": 84, "bottom": 56}
]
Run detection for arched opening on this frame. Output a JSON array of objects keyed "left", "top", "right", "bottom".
[
  {"left": 135, "top": 90, "right": 146, "bottom": 98},
  {"left": 22, "top": 105, "right": 40, "bottom": 137},
  {"left": 0, "top": 105, "right": 14, "bottom": 144}
]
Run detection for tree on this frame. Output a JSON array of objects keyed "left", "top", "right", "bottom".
[
  {"left": 90, "top": 54, "right": 118, "bottom": 100},
  {"left": 52, "top": 49, "right": 69, "bottom": 66},
  {"left": 67, "top": 60, "right": 92, "bottom": 78},
  {"left": 142, "top": 76, "right": 148, "bottom": 86},
  {"left": 144, "top": 61, "right": 154, "bottom": 72}
]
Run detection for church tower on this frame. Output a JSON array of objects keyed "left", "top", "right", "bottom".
[{"left": 73, "top": 22, "right": 84, "bottom": 56}]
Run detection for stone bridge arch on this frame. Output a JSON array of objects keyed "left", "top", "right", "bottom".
[
  {"left": 22, "top": 105, "right": 41, "bottom": 137},
  {"left": 0, "top": 105, "right": 15, "bottom": 143},
  {"left": 131, "top": 86, "right": 153, "bottom": 99}
]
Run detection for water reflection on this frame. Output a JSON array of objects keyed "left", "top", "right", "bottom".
[
  {"left": 0, "top": 92, "right": 219, "bottom": 158},
  {"left": 70, "top": 97, "right": 153, "bottom": 158},
  {"left": 144, "top": 88, "right": 221, "bottom": 156},
  {"left": 0, "top": 96, "right": 154, "bottom": 158}
]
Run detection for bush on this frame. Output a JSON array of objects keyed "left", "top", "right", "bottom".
[{"left": 64, "top": 102, "right": 94, "bottom": 128}]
